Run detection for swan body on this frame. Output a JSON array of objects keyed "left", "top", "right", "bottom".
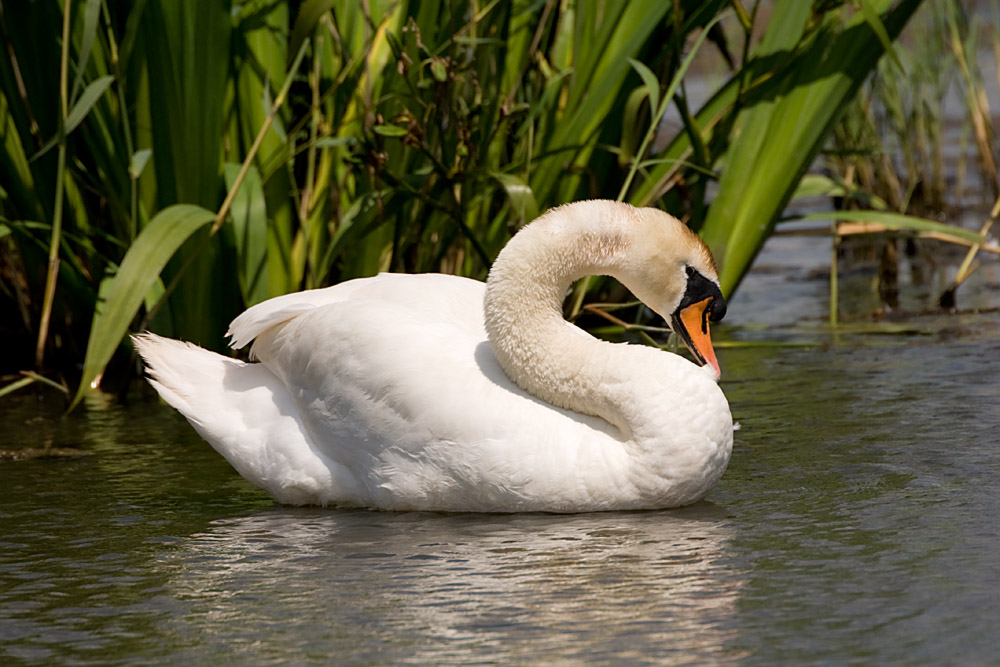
[{"left": 136, "top": 200, "right": 734, "bottom": 512}]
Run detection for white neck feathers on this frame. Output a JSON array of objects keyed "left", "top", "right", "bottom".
[{"left": 484, "top": 201, "right": 689, "bottom": 434}]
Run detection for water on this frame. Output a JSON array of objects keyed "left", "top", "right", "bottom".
[
  {"left": 4, "top": 210, "right": 1000, "bottom": 664},
  {"left": 3, "top": 287, "right": 1000, "bottom": 664}
]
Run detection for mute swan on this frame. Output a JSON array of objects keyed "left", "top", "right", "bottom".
[{"left": 135, "top": 200, "right": 733, "bottom": 512}]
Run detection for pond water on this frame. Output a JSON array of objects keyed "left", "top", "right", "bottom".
[{"left": 3, "top": 229, "right": 1000, "bottom": 664}]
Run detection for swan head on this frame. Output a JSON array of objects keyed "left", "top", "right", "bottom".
[{"left": 618, "top": 207, "right": 727, "bottom": 379}]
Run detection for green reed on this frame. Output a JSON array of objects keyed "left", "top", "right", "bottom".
[{"left": 0, "top": 0, "right": 930, "bottom": 405}]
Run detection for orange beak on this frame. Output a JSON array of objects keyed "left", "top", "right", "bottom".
[{"left": 671, "top": 297, "right": 721, "bottom": 378}]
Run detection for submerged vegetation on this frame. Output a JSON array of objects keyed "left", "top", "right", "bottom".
[{"left": 3, "top": 0, "right": 994, "bottom": 406}]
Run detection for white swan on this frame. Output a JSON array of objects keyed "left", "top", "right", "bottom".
[{"left": 134, "top": 200, "right": 733, "bottom": 512}]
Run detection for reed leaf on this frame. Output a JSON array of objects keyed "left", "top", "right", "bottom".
[
  {"left": 231, "top": 0, "right": 293, "bottom": 297},
  {"left": 491, "top": 171, "right": 539, "bottom": 224},
  {"left": 69, "top": 0, "right": 102, "bottom": 102},
  {"left": 0, "top": 0, "right": 932, "bottom": 401},
  {"left": 796, "top": 210, "right": 987, "bottom": 245},
  {"left": 858, "top": 0, "right": 905, "bottom": 72},
  {"left": 699, "top": 0, "right": 923, "bottom": 296},
  {"left": 530, "top": 0, "right": 672, "bottom": 204},
  {"left": 289, "top": 0, "right": 337, "bottom": 66},
  {"left": 0, "top": 376, "right": 35, "bottom": 399},
  {"left": 138, "top": 0, "right": 235, "bottom": 346},
  {"left": 32, "top": 74, "right": 114, "bottom": 161},
  {"left": 225, "top": 163, "right": 270, "bottom": 306},
  {"left": 70, "top": 204, "right": 216, "bottom": 410}
]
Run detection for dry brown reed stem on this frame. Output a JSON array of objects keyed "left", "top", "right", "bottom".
[
  {"left": 951, "top": 193, "right": 1000, "bottom": 276},
  {"left": 936, "top": 192, "right": 1000, "bottom": 307},
  {"left": 947, "top": 2, "right": 998, "bottom": 198},
  {"left": 34, "top": 0, "right": 72, "bottom": 370},
  {"left": 833, "top": 221, "right": 1000, "bottom": 256}
]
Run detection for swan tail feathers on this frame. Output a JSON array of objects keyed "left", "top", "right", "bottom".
[
  {"left": 132, "top": 332, "right": 230, "bottom": 419},
  {"left": 132, "top": 332, "right": 349, "bottom": 506},
  {"left": 132, "top": 332, "right": 279, "bottom": 471}
]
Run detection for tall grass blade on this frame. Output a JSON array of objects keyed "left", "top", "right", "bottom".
[
  {"left": 32, "top": 75, "right": 114, "bottom": 161},
  {"left": 491, "top": 172, "right": 539, "bottom": 224},
  {"left": 939, "top": 193, "right": 1000, "bottom": 306},
  {"left": 231, "top": 0, "right": 292, "bottom": 296},
  {"left": 225, "top": 163, "right": 270, "bottom": 306},
  {"left": 700, "top": 0, "right": 922, "bottom": 296},
  {"left": 288, "top": 0, "right": 337, "bottom": 66},
  {"left": 20, "top": 370, "right": 68, "bottom": 395},
  {"left": 129, "top": 149, "right": 151, "bottom": 180},
  {"left": 859, "top": 0, "right": 905, "bottom": 72},
  {"left": 70, "top": 204, "right": 216, "bottom": 410},
  {"left": 35, "top": 0, "right": 74, "bottom": 369},
  {"left": 0, "top": 376, "right": 35, "bottom": 399},
  {"left": 531, "top": 0, "right": 673, "bottom": 204},
  {"left": 139, "top": 0, "right": 234, "bottom": 346},
  {"left": 70, "top": 0, "right": 103, "bottom": 102},
  {"left": 618, "top": 14, "right": 723, "bottom": 201}
]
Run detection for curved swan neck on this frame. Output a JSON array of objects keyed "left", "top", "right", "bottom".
[{"left": 483, "top": 202, "right": 646, "bottom": 432}]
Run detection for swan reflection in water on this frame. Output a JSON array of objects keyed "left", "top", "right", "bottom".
[{"left": 155, "top": 506, "right": 744, "bottom": 663}]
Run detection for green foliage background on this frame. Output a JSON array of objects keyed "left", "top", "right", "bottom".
[{"left": 0, "top": 0, "right": 929, "bottom": 404}]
